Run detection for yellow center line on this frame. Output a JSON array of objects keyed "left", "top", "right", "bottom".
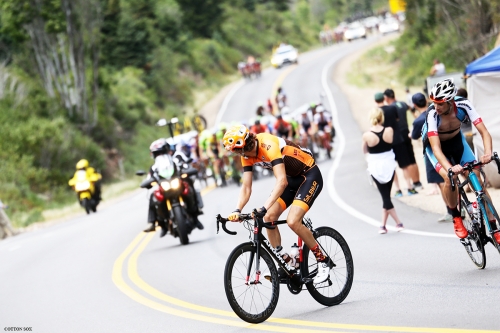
[
  {"left": 112, "top": 230, "right": 350, "bottom": 332},
  {"left": 271, "top": 65, "right": 297, "bottom": 113},
  {"left": 122, "top": 231, "right": 499, "bottom": 333}
]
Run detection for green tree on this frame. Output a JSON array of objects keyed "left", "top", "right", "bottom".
[{"left": 176, "top": 0, "right": 226, "bottom": 38}]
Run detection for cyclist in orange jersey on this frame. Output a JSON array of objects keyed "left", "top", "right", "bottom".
[{"left": 223, "top": 124, "right": 330, "bottom": 284}]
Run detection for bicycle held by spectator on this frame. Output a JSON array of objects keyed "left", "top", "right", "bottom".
[
  {"left": 448, "top": 152, "right": 500, "bottom": 268},
  {"left": 216, "top": 209, "right": 354, "bottom": 323}
]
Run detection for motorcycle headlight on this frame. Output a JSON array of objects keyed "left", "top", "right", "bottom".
[
  {"left": 160, "top": 181, "right": 171, "bottom": 191},
  {"left": 75, "top": 181, "right": 90, "bottom": 192},
  {"left": 170, "top": 178, "right": 180, "bottom": 189}
]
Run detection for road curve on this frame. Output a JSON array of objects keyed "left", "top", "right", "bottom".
[{"left": 1, "top": 37, "right": 499, "bottom": 333}]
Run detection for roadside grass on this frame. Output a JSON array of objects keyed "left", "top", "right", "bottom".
[{"left": 346, "top": 36, "right": 423, "bottom": 128}]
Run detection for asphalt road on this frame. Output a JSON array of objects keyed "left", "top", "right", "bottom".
[{"left": 1, "top": 36, "right": 500, "bottom": 333}]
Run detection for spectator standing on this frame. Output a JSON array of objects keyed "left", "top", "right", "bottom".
[
  {"left": 362, "top": 108, "right": 404, "bottom": 234},
  {"left": 430, "top": 59, "right": 446, "bottom": 76},
  {"left": 410, "top": 93, "right": 453, "bottom": 222},
  {"left": 0, "top": 199, "right": 16, "bottom": 239},
  {"left": 384, "top": 88, "right": 422, "bottom": 190},
  {"left": 374, "top": 92, "right": 415, "bottom": 197}
]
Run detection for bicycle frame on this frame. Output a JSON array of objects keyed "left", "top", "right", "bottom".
[
  {"left": 458, "top": 170, "right": 491, "bottom": 231},
  {"left": 216, "top": 211, "right": 321, "bottom": 285},
  {"left": 453, "top": 153, "right": 500, "bottom": 238}
]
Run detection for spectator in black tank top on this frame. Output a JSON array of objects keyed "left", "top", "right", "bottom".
[
  {"left": 362, "top": 107, "right": 404, "bottom": 234},
  {"left": 374, "top": 92, "right": 418, "bottom": 198}
]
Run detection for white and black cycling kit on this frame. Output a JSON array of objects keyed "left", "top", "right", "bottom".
[{"left": 421, "top": 96, "right": 482, "bottom": 172}]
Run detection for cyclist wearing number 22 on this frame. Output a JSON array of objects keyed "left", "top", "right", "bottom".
[
  {"left": 223, "top": 125, "right": 330, "bottom": 284},
  {"left": 422, "top": 78, "right": 500, "bottom": 243}
]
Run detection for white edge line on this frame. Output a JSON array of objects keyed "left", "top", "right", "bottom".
[
  {"left": 214, "top": 80, "right": 245, "bottom": 126},
  {"left": 321, "top": 57, "right": 455, "bottom": 238}
]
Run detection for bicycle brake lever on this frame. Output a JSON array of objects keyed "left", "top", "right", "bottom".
[
  {"left": 448, "top": 168, "right": 455, "bottom": 191},
  {"left": 494, "top": 152, "right": 500, "bottom": 174},
  {"left": 216, "top": 214, "right": 221, "bottom": 234}
]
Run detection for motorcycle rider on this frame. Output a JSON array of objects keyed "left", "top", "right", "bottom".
[
  {"left": 144, "top": 139, "right": 204, "bottom": 236},
  {"left": 173, "top": 141, "right": 205, "bottom": 227},
  {"left": 68, "top": 159, "right": 102, "bottom": 201}
]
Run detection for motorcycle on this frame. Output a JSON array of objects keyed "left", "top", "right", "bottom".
[
  {"left": 71, "top": 170, "right": 100, "bottom": 214},
  {"left": 136, "top": 154, "right": 202, "bottom": 245}
]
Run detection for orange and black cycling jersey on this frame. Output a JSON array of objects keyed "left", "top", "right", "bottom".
[{"left": 241, "top": 133, "right": 315, "bottom": 177}]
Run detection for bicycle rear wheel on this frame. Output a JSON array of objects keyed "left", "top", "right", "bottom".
[
  {"left": 461, "top": 199, "right": 486, "bottom": 269},
  {"left": 224, "top": 242, "right": 279, "bottom": 323},
  {"left": 481, "top": 195, "right": 500, "bottom": 255},
  {"left": 302, "top": 226, "right": 354, "bottom": 306}
]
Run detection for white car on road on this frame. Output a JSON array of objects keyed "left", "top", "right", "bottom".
[
  {"left": 344, "top": 22, "right": 367, "bottom": 42},
  {"left": 271, "top": 45, "right": 298, "bottom": 68},
  {"left": 379, "top": 17, "right": 400, "bottom": 34}
]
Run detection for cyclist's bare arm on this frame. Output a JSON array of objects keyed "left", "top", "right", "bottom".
[
  {"left": 475, "top": 122, "right": 493, "bottom": 163},
  {"left": 235, "top": 171, "right": 253, "bottom": 211},
  {"left": 263, "top": 163, "right": 288, "bottom": 211}
]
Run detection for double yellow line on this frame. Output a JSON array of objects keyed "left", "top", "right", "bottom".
[
  {"left": 111, "top": 189, "right": 497, "bottom": 332},
  {"left": 112, "top": 224, "right": 498, "bottom": 332}
]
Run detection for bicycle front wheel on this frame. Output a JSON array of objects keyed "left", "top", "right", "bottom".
[
  {"left": 224, "top": 242, "right": 279, "bottom": 323},
  {"left": 461, "top": 199, "right": 486, "bottom": 269},
  {"left": 302, "top": 226, "right": 354, "bottom": 306}
]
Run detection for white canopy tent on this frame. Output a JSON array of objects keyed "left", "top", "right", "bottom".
[{"left": 466, "top": 46, "right": 500, "bottom": 187}]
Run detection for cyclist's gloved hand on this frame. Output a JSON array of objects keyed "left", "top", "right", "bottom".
[
  {"left": 228, "top": 209, "right": 241, "bottom": 222},
  {"left": 253, "top": 206, "right": 267, "bottom": 218}
]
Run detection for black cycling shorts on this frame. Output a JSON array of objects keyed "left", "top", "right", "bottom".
[{"left": 277, "top": 165, "right": 323, "bottom": 212}]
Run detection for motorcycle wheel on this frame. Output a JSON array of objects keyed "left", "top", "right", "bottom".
[
  {"left": 91, "top": 199, "right": 97, "bottom": 213},
  {"left": 82, "top": 198, "right": 90, "bottom": 215},
  {"left": 173, "top": 205, "right": 189, "bottom": 245}
]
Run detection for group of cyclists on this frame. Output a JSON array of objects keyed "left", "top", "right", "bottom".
[
  {"left": 249, "top": 89, "right": 335, "bottom": 158},
  {"left": 153, "top": 88, "right": 336, "bottom": 191}
]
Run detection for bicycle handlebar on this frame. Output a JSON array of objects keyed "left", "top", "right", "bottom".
[
  {"left": 447, "top": 152, "right": 500, "bottom": 191},
  {"left": 215, "top": 210, "right": 276, "bottom": 236}
]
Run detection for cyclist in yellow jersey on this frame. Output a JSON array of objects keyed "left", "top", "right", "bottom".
[{"left": 223, "top": 125, "right": 330, "bottom": 284}]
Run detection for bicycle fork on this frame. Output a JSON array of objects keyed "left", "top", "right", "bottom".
[{"left": 246, "top": 237, "right": 262, "bottom": 286}]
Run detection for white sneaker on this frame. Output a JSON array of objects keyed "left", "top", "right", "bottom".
[{"left": 313, "top": 261, "right": 330, "bottom": 284}]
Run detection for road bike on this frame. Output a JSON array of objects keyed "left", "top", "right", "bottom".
[
  {"left": 216, "top": 210, "right": 354, "bottom": 323},
  {"left": 448, "top": 152, "right": 500, "bottom": 268}
]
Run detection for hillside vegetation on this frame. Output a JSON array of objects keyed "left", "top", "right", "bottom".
[
  {"left": 395, "top": 0, "right": 500, "bottom": 85},
  {"left": 0, "top": 0, "right": 375, "bottom": 226}
]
